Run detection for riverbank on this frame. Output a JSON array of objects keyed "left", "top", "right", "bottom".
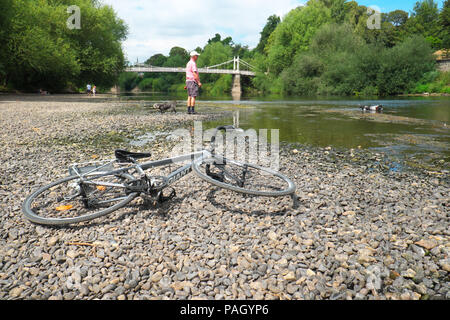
[
  {"left": 0, "top": 96, "right": 448, "bottom": 300},
  {"left": 399, "top": 93, "right": 450, "bottom": 97}
]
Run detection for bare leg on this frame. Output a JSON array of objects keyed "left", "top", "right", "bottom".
[
  {"left": 187, "top": 97, "right": 192, "bottom": 113},
  {"left": 191, "top": 97, "right": 197, "bottom": 114}
]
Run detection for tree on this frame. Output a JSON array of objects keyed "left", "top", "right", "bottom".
[
  {"left": 169, "top": 47, "right": 189, "bottom": 62},
  {"left": 196, "top": 41, "right": 234, "bottom": 92},
  {"left": 440, "top": 0, "right": 450, "bottom": 54},
  {"left": 413, "top": 0, "right": 439, "bottom": 25},
  {"left": 255, "top": 15, "right": 281, "bottom": 53},
  {"left": 330, "top": 0, "right": 348, "bottom": 23},
  {"left": 385, "top": 10, "right": 409, "bottom": 27},
  {"left": 207, "top": 33, "right": 222, "bottom": 44},
  {"left": 406, "top": 0, "right": 442, "bottom": 48},
  {"left": 265, "top": 0, "right": 331, "bottom": 75},
  {"left": 2, "top": 0, "right": 128, "bottom": 91},
  {"left": 0, "top": 0, "right": 14, "bottom": 84},
  {"left": 145, "top": 54, "right": 168, "bottom": 66},
  {"left": 377, "top": 35, "right": 435, "bottom": 95}
]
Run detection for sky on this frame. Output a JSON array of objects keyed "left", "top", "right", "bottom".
[{"left": 100, "top": 0, "right": 446, "bottom": 64}]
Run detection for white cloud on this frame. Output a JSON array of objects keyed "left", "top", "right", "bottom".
[{"left": 100, "top": 0, "right": 304, "bottom": 63}]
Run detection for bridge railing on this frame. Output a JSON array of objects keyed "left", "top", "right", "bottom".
[{"left": 126, "top": 66, "right": 255, "bottom": 76}]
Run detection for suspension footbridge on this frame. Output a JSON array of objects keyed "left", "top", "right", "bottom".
[
  {"left": 125, "top": 56, "right": 256, "bottom": 97},
  {"left": 125, "top": 56, "right": 256, "bottom": 76}
]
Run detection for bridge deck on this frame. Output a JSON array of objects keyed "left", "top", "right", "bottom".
[{"left": 126, "top": 66, "right": 255, "bottom": 76}]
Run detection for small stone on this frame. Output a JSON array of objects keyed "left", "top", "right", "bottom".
[
  {"left": 286, "top": 283, "right": 298, "bottom": 294},
  {"left": 141, "top": 282, "right": 151, "bottom": 291},
  {"left": 9, "top": 287, "right": 24, "bottom": 298},
  {"left": 277, "top": 258, "right": 288, "bottom": 268},
  {"left": 66, "top": 250, "right": 78, "bottom": 259},
  {"left": 151, "top": 272, "right": 163, "bottom": 283},
  {"left": 384, "top": 255, "right": 395, "bottom": 266},
  {"left": 47, "top": 237, "right": 58, "bottom": 246},
  {"left": 400, "top": 292, "right": 411, "bottom": 300},
  {"left": 42, "top": 253, "right": 51, "bottom": 261},
  {"left": 390, "top": 271, "right": 400, "bottom": 280},
  {"left": 402, "top": 269, "right": 416, "bottom": 279},
  {"left": 250, "top": 281, "right": 263, "bottom": 290},
  {"left": 335, "top": 254, "right": 348, "bottom": 263},
  {"left": 415, "top": 239, "right": 437, "bottom": 250},
  {"left": 229, "top": 245, "right": 240, "bottom": 254},
  {"left": 283, "top": 271, "right": 296, "bottom": 281},
  {"left": 438, "top": 259, "right": 450, "bottom": 272},
  {"left": 306, "top": 269, "right": 316, "bottom": 277},
  {"left": 268, "top": 231, "right": 277, "bottom": 241}
]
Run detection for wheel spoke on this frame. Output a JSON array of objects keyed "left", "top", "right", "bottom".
[
  {"left": 193, "top": 156, "right": 295, "bottom": 197},
  {"left": 23, "top": 173, "right": 137, "bottom": 225}
]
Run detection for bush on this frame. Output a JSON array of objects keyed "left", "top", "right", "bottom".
[
  {"left": 412, "top": 71, "right": 450, "bottom": 93},
  {"left": 138, "top": 78, "right": 153, "bottom": 91},
  {"left": 277, "top": 22, "right": 437, "bottom": 97},
  {"left": 281, "top": 54, "right": 324, "bottom": 95},
  {"left": 118, "top": 72, "right": 140, "bottom": 91}
]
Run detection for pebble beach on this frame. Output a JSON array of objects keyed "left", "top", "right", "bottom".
[{"left": 0, "top": 95, "right": 448, "bottom": 300}]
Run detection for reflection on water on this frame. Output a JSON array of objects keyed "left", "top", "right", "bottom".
[
  {"left": 122, "top": 93, "right": 449, "bottom": 170},
  {"left": 204, "top": 97, "right": 450, "bottom": 170}
]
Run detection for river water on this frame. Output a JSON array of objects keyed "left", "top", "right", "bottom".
[{"left": 121, "top": 93, "right": 449, "bottom": 171}]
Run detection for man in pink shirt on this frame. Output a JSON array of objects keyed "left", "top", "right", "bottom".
[{"left": 186, "top": 51, "right": 202, "bottom": 114}]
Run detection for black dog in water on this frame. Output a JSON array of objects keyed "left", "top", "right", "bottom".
[{"left": 153, "top": 101, "right": 177, "bottom": 113}]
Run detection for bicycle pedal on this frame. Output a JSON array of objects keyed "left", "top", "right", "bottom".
[{"left": 157, "top": 188, "right": 176, "bottom": 203}]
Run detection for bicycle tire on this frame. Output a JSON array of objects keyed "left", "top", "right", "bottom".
[
  {"left": 22, "top": 173, "right": 138, "bottom": 226},
  {"left": 192, "top": 156, "right": 296, "bottom": 197}
]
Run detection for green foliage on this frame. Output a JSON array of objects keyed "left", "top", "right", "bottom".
[
  {"left": 118, "top": 72, "right": 139, "bottom": 91},
  {"left": 384, "top": 10, "right": 409, "bottom": 27},
  {"left": 255, "top": 15, "right": 281, "bottom": 53},
  {"left": 124, "top": 34, "right": 252, "bottom": 95},
  {"left": 277, "top": 21, "right": 436, "bottom": 97},
  {"left": 138, "top": 78, "right": 153, "bottom": 91},
  {"left": 201, "top": 74, "right": 233, "bottom": 96},
  {"left": 145, "top": 53, "right": 167, "bottom": 66},
  {"left": 377, "top": 35, "right": 435, "bottom": 95},
  {"left": 412, "top": 71, "right": 450, "bottom": 93},
  {"left": 253, "top": 0, "right": 445, "bottom": 96},
  {"left": 0, "top": 0, "right": 127, "bottom": 92},
  {"left": 265, "top": 0, "right": 331, "bottom": 75},
  {"left": 440, "top": 0, "right": 450, "bottom": 51}
]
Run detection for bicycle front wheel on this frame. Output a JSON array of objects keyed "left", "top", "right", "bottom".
[
  {"left": 22, "top": 173, "right": 138, "bottom": 226},
  {"left": 192, "top": 156, "right": 296, "bottom": 197}
]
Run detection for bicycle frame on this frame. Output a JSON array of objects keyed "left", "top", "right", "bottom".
[
  {"left": 71, "top": 125, "right": 239, "bottom": 191},
  {"left": 72, "top": 149, "right": 212, "bottom": 190}
]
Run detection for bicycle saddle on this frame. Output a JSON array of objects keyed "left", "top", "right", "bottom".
[{"left": 115, "top": 149, "right": 152, "bottom": 163}]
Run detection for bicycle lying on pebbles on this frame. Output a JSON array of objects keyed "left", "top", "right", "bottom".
[{"left": 23, "top": 125, "right": 296, "bottom": 226}]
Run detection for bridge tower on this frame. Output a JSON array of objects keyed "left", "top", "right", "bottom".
[{"left": 231, "top": 56, "right": 242, "bottom": 99}]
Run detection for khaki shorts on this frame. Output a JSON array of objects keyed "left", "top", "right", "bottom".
[{"left": 186, "top": 81, "right": 199, "bottom": 97}]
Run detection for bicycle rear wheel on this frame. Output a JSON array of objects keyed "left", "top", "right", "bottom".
[
  {"left": 22, "top": 173, "right": 138, "bottom": 226},
  {"left": 192, "top": 156, "right": 296, "bottom": 197}
]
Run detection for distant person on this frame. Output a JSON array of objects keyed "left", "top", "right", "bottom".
[
  {"left": 186, "top": 51, "right": 202, "bottom": 114},
  {"left": 92, "top": 85, "right": 96, "bottom": 97},
  {"left": 86, "top": 83, "right": 92, "bottom": 96}
]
